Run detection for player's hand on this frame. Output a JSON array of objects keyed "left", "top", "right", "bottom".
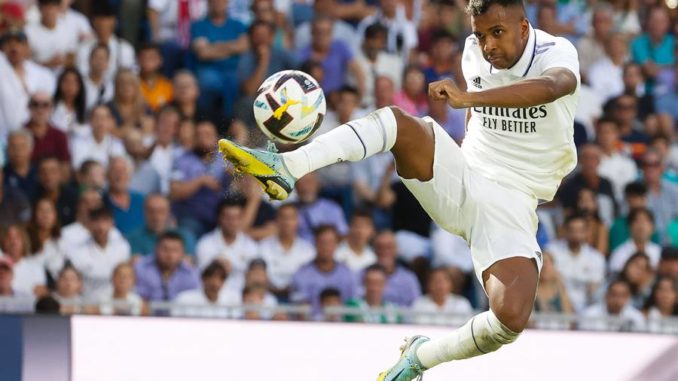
[{"left": 428, "top": 79, "right": 468, "bottom": 108}]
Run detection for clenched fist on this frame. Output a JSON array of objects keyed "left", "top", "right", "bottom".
[{"left": 428, "top": 79, "right": 469, "bottom": 108}]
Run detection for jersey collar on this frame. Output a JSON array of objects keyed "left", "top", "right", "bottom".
[{"left": 489, "top": 24, "right": 537, "bottom": 77}]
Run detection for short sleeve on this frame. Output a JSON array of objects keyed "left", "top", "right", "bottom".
[
  {"left": 148, "top": 0, "right": 168, "bottom": 12},
  {"left": 190, "top": 21, "right": 207, "bottom": 42},
  {"left": 460, "top": 35, "right": 482, "bottom": 93},
  {"left": 630, "top": 37, "right": 649, "bottom": 64},
  {"left": 538, "top": 37, "right": 580, "bottom": 80}
]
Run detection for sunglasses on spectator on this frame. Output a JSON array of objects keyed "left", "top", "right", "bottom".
[{"left": 29, "top": 101, "right": 51, "bottom": 108}]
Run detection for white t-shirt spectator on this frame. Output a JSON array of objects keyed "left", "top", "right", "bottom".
[
  {"left": 335, "top": 241, "right": 376, "bottom": 273},
  {"left": 351, "top": 50, "right": 402, "bottom": 109},
  {"left": 196, "top": 230, "right": 259, "bottom": 292},
  {"left": 67, "top": 236, "right": 131, "bottom": 299},
  {"left": 149, "top": 143, "right": 176, "bottom": 194},
  {"left": 608, "top": 239, "right": 662, "bottom": 273},
  {"left": 33, "top": 238, "right": 66, "bottom": 280},
  {"left": 25, "top": 20, "right": 78, "bottom": 66},
  {"left": 356, "top": 6, "right": 418, "bottom": 59},
  {"left": 61, "top": 8, "right": 93, "bottom": 42},
  {"left": 76, "top": 37, "right": 136, "bottom": 81},
  {"left": 598, "top": 151, "right": 638, "bottom": 203},
  {"left": 7, "top": 255, "right": 46, "bottom": 296},
  {"left": 411, "top": 294, "right": 474, "bottom": 326},
  {"left": 98, "top": 291, "right": 144, "bottom": 316},
  {"left": 60, "top": 222, "right": 124, "bottom": 254},
  {"left": 171, "top": 287, "right": 241, "bottom": 318},
  {"left": 574, "top": 84, "right": 603, "bottom": 139},
  {"left": 148, "top": 0, "right": 207, "bottom": 42},
  {"left": 579, "top": 302, "right": 646, "bottom": 332},
  {"left": 69, "top": 129, "right": 126, "bottom": 169},
  {"left": 587, "top": 57, "right": 624, "bottom": 102},
  {"left": 547, "top": 240, "right": 606, "bottom": 312},
  {"left": 83, "top": 75, "right": 114, "bottom": 111},
  {"left": 258, "top": 235, "right": 314, "bottom": 289}
]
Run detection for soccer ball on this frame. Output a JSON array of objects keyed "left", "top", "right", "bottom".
[{"left": 253, "top": 70, "right": 326, "bottom": 144}]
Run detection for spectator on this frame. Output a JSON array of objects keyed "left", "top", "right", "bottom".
[
  {"left": 107, "top": 69, "right": 153, "bottom": 133},
  {"left": 34, "top": 156, "right": 78, "bottom": 225},
  {"left": 658, "top": 247, "right": 678, "bottom": 280},
  {"left": 59, "top": 0, "right": 92, "bottom": 43},
  {"left": 149, "top": 106, "right": 180, "bottom": 194},
  {"left": 24, "top": 91, "right": 71, "bottom": 172},
  {"left": 170, "top": 120, "right": 231, "bottom": 236},
  {"left": 429, "top": 226, "right": 474, "bottom": 274},
  {"left": 534, "top": 252, "right": 574, "bottom": 314},
  {"left": 609, "top": 208, "right": 662, "bottom": 272},
  {"left": 0, "top": 170, "right": 31, "bottom": 228},
  {"left": 642, "top": 150, "right": 678, "bottom": 244},
  {"left": 126, "top": 194, "right": 196, "bottom": 258},
  {"left": 621, "top": 63, "right": 654, "bottom": 121},
  {"left": 25, "top": 0, "right": 77, "bottom": 70},
  {"left": 618, "top": 252, "right": 655, "bottom": 309},
  {"left": 1, "top": 224, "right": 47, "bottom": 297},
  {"left": 75, "top": 160, "right": 107, "bottom": 192},
  {"left": 235, "top": 20, "right": 296, "bottom": 126},
  {"left": 51, "top": 67, "right": 87, "bottom": 134},
  {"left": 344, "top": 264, "right": 401, "bottom": 323},
  {"left": 352, "top": 22, "right": 402, "bottom": 109},
  {"left": 82, "top": 43, "right": 114, "bottom": 111},
  {"left": 137, "top": 43, "right": 174, "bottom": 112},
  {"left": 294, "top": 172, "right": 348, "bottom": 241},
  {"left": 290, "top": 225, "right": 357, "bottom": 313},
  {"left": 655, "top": 65, "right": 678, "bottom": 122},
  {"left": 172, "top": 261, "right": 239, "bottom": 317},
  {"left": 70, "top": 104, "right": 126, "bottom": 169},
  {"left": 242, "top": 259, "right": 279, "bottom": 317},
  {"left": 373, "top": 230, "right": 421, "bottom": 307},
  {"left": 67, "top": 207, "right": 131, "bottom": 298},
  {"left": 135, "top": 231, "right": 200, "bottom": 301},
  {"left": 0, "top": 257, "right": 34, "bottom": 313},
  {"left": 374, "top": 75, "right": 396, "bottom": 109},
  {"left": 196, "top": 199, "right": 259, "bottom": 292},
  {"left": 579, "top": 279, "right": 646, "bottom": 332},
  {"left": 609, "top": 182, "right": 659, "bottom": 251},
  {"left": 411, "top": 267, "right": 473, "bottom": 325},
  {"left": 609, "top": 94, "right": 649, "bottom": 159},
  {"left": 297, "top": 16, "right": 365, "bottom": 97},
  {"left": 356, "top": 0, "right": 417, "bottom": 60},
  {"left": 588, "top": 33, "right": 628, "bottom": 102},
  {"left": 335, "top": 209, "right": 376, "bottom": 273},
  {"left": 318, "top": 287, "right": 343, "bottom": 322},
  {"left": 4, "top": 129, "right": 38, "bottom": 198},
  {"left": 630, "top": 7, "right": 674, "bottom": 86},
  {"left": 147, "top": 0, "right": 207, "bottom": 76},
  {"left": 123, "top": 130, "right": 163, "bottom": 195},
  {"left": 546, "top": 213, "right": 606, "bottom": 312},
  {"left": 59, "top": 189, "right": 108, "bottom": 252},
  {"left": 98, "top": 262, "right": 144, "bottom": 316},
  {"left": 576, "top": 3, "right": 614, "bottom": 78},
  {"left": 0, "top": 3, "right": 25, "bottom": 34},
  {"left": 422, "top": 30, "right": 457, "bottom": 86},
  {"left": 428, "top": 97, "right": 466, "bottom": 144},
  {"left": 575, "top": 188, "right": 609, "bottom": 255},
  {"left": 52, "top": 265, "right": 83, "bottom": 314},
  {"left": 0, "top": 28, "right": 55, "bottom": 134},
  {"left": 104, "top": 156, "right": 145, "bottom": 235},
  {"left": 643, "top": 276, "right": 678, "bottom": 333},
  {"left": 241, "top": 284, "right": 277, "bottom": 320},
  {"left": 250, "top": 0, "right": 289, "bottom": 49},
  {"left": 76, "top": 3, "right": 135, "bottom": 81},
  {"left": 595, "top": 117, "right": 638, "bottom": 203},
  {"left": 170, "top": 70, "right": 211, "bottom": 123},
  {"left": 190, "top": 0, "right": 249, "bottom": 118},
  {"left": 26, "top": 197, "right": 65, "bottom": 280},
  {"left": 294, "top": 0, "right": 358, "bottom": 54},
  {"left": 258, "top": 203, "right": 314, "bottom": 300}
]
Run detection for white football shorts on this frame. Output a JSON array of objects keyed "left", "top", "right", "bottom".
[{"left": 400, "top": 117, "right": 543, "bottom": 290}]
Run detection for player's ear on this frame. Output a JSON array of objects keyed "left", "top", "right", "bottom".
[{"left": 521, "top": 17, "right": 529, "bottom": 39}]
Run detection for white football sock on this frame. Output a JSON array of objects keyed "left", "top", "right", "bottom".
[
  {"left": 416, "top": 310, "right": 520, "bottom": 369},
  {"left": 282, "top": 107, "right": 398, "bottom": 179}
]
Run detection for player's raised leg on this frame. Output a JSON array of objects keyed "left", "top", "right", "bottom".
[
  {"left": 377, "top": 257, "right": 538, "bottom": 381},
  {"left": 218, "top": 106, "right": 435, "bottom": 200}
]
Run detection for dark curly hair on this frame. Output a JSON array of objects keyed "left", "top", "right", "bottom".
[{"left": 466, "top": 0, "right": 525, "bottom": 16}]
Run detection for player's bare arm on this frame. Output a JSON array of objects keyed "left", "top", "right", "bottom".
[{"left": 429, "top": 68, "right": 577, "bottom": 108}]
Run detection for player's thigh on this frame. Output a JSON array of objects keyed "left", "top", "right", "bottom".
[{"left": 389, "top": 106, "right": 435, "bottom": 181}]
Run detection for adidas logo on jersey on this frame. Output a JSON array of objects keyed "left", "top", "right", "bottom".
[{"left": 472, "top": 77, "right": 482, "bottom": 89}]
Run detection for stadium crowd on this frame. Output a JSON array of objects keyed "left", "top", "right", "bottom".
[{"left": 0, "top": 0, "right": 677, "bottom": 332}]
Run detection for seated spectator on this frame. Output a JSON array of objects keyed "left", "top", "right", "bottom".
[
  {"left": 609, "top": 94, "right": 650, "bottom": 157},
  {"left": 609, "top": 208, "right": 662, "bottom": 272},
  {"left": 242, "top": 284, "right": 276, "bottom": 320},
  {"left": 297, "top": 16, "right": 365, "bottom": 97},
  {"left": 595, "top": 117, "right": 638, "bottom": 203},
  {"left": 67, "top": 207, "right": 131, "bottom": 298},
  {"left": 51, "top": 67, "right": 87, "bottom": 134},
  {"left": 621, "top": 63, "right": 655, "bottom": 121},
  {"left": 106, "top": 69, "right": 153, "bottom": 134},
  {"left": 0, "top": 28, "right": 55, "bottom": 133},
  {"left": 82, "top": 43, "right": 114, "bottom": 111},
  {"left": 290, "top": 225, "right": 357, "bottom": 313},
  {"left": 344, "top": 264, "right": 401, "bottom": 324},
  {"left": 52, "top": 265, "right": 84, "bottom": 314},
  {"left": 335, "top": 209, "right": 376, "bottom": 273},
  {"left": 579, "top": 279, "right": 646, "bottom": 332},
  {"left": 34, "top": 156, "right": 78, "bottom": 224},
  {"left": 0, "top": 3, "right": 25, "bottom": 34},
  {"left": 643, "top": 276, "right": 678, "bottom": 333},
  {"left": 196, "top": 199, "right": 259, "bottom": 291},
  {"left": 135, "top": 231, "right": 200, "bottom": 301},
  {"left": 618, "top": 253, "right": 655, "bottom": 309},
  {"left": 137, "top": 43, "right": 173, "bottom": 112},
  {"left": 0, "top": 170, "right": 31, "bottom": 228},
  {"left": 172, "top": 261, "right": 239, "bottom": 318},
  {"left": 412, "top": 267, "right": 473, "bottom": 326},
  {"left": 295, "top": 0, "right": 358, "bottom": 55},
  {"left": 422, "top": 30, "right": 457, "bottom": 86},
  {"left": 170, "top": 121, "right": 231, "bottom": 236},
  {"left": 59, "top": 0, "right": 92, "bottom": 43},
  {"left": 75, "top": 160, "right": 107, "bottom": 192},
  {"left": 170, "top": 70, "right": 212, "bottom": 124},
  {"left": 642, "top": 150, "right": 678, "bottom": 245},
  {"left": 149, "top": 106, "right": 180, "bottom": 193},
  {"left": 576, "top": 3, "right": 614, "bottom": 79},
  {"left": 534, "top": 252, "right": 574, "bottom": 314},
  {"left": 127, "top": 194, "right": 196, "bottom": 258},
  {"left": 0, "top": 257, "right": 34, "bottom": 313},
  {"left": 588, "top": 33, "right": 627, "bottom": 102},
  {"left": 258, "top": 203, "right": 314, "bottom": 300},
  {"left": 104, "top": 156, "right": 145, "bottom": 235},
  {"left": 123, "top": 130, "right": 162, "bottom": 195},
  {"left": 25, "top": 0, "right": 77, "bottom": 70},
  {"left": 352, "top": 22, "right": 401, "bottom": 109},
  {"left": 658, "top": 247, "right": 678, "bottom": 280},
  {"left": 318, "top": 287, "right": 343, "bottom": 322},
  {"left": 609, "top": 182, "right": 660, "bottom": 251},
  {"left": 242, "top": 258, "right": 279, "bottom": 314},
  {"left": 24, "top": 91, "right": 71, "bottom": 172},
  {"left": 190, "top": 0, "right": 248, "bottom": 118},
  {"left": 294, "top": 173, "right": 348, "bottom": 242},
  {"left": 60, "top": 189, "right": 119, "bottom": 253},
  {"left": 70, "top": 104, "right": 126, "bottom": 169},
  {"left": 4, "top": 129, "right": 38, "bottom": 198},
  {"left": 428, "top": 97, "right": 465, "bottom": 144},
  {"left": 76, "top": 3, "right": 135, "bottom": 81},
  {"left": 373, "top": 230, "right": 421, "bottom": 307},
  {"left": 98, "top": 262, "right": 144, "bottom": 316},
  {"left": 1, "top": 224, "right": 47, "bottom": 297},
  {"left": 356, "top": 0, "right": 417, "bottom": 60},
  {"left": 26, "top": 197, "right": 65, "bottom": 280},
  {"left": 629, "top": 7, "right": 674, "bottom": 87},
  {"left": 546, "top": 213, "right": 606, "bottom": 312},
  {"left": 575, "top": 188, "right": 609, "bottom": 255}
]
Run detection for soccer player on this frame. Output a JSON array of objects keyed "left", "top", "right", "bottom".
[{"left": 218, "top": 0, "right": 579, "bottom": 379}]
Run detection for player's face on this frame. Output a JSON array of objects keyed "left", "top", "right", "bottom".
[{"left": 471, "top": 4, "right": 529, "bottom": 69}]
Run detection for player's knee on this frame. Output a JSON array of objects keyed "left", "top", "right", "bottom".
[{"left": 493, "top": 303, "right": 531, "bottom": 333}]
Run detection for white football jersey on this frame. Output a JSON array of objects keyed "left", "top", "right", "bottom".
[{"left": 461, "top": 25, "right": 580, "bottom": 202}]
